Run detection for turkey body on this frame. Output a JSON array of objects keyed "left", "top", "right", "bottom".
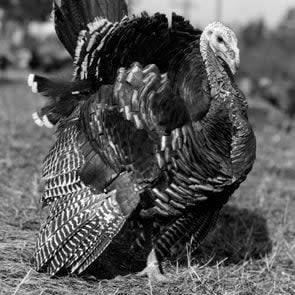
[{"left": 30, "top": 0, "right": 256, "bottom": 279}]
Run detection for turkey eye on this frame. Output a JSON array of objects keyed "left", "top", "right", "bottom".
[{"left": 217, "top": 36, "right": 224, "bottom": 43}]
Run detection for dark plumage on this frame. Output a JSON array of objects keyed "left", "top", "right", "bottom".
[{"left": 29, "top": 0, "right": 256, "bottom": 281}]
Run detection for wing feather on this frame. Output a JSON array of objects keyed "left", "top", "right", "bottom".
[{"left": 35, "top": 109, "right": 140, "bottom": 276}]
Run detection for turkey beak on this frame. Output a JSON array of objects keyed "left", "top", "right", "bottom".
[
  {"left": 227, "top": 57, "right": 239, "bottom": 75},
  {"left": 227, "top": 48, "right": 240, "bottom": 75},
  {"left": 217, "top": 48, "right": 240, "bottom": 75}
]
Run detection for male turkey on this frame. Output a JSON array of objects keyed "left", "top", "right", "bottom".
[{"left": 29, "top": 0, "right": 256, "bottom": 282}]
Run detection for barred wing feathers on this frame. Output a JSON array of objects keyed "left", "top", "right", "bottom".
[{"left": 35, "top": 112, "right": 140, "bottom": 276}]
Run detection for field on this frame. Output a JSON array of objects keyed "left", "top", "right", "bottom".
[{"left": 0, "top": 74, "right": 295, "bottom": 295}]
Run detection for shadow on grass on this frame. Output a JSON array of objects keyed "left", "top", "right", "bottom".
[
  {"left": 83, "top": 205, "right": 271, "bottom": 279},
  {"left": 190, "top": 205, "right": 272, "bottom": 266}
]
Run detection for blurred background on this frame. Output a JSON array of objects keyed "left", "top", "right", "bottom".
[{"left": 0, "top": 0, "right": 294, "bottom": 128}]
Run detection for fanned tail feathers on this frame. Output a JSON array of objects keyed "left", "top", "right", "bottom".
[
  {"left": 30, "top": 0, "right": 130, "bottom": 127},
  {"left": 53, "top": 0, "right": 128, "bottom": 57}
]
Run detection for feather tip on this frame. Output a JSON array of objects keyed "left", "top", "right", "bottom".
[
  {"left": 32, "top": 112, "right": 44, "bottom": 127},
  {"left": 27, "top": 74, "right": 35, "bottom": 87}
]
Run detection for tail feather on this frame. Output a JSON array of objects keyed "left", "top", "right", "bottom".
[
  {"left": 28, "top": 74, "right": 95, "bottom": 98},
  {"left": 28, "top": 74, "right": 96, "bottom": 128},
  {"left": 28, "top": 74, "right": 92, "bottom": 97},
  {"left": 54, "top": 3, "right": 78, "bottom": 57},
  {"left": 30, "top": 0, "right": 129, "bottom": 126},
  {"left": 53, "top": 0, "right": 128, "bottom": 57}
]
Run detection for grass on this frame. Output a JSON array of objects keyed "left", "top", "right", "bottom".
[{"left": 0, "top": 74, "right": 295, "bottom": 295}]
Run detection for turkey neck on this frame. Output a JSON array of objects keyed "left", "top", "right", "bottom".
[
  {"left": 198, "top": 31, "right": 250, "bottom": 118},
  {"left": 195, "top": 33, "right": 255, "bottom": 180},
  {"left": 200, "top": 34, "right": 232, "bottom": 97}
]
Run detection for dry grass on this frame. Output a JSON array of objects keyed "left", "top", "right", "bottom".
[{"left": 0, "top": 74, "right": 295, "bottom": 295}]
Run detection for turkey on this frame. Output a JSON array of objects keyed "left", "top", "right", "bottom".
[{"left": 28, "top": 0, "right": 256, "bottom": 282}]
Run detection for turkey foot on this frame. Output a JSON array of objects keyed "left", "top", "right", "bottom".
[{"left": 137, "top": 249, "right": 170, "bottom": 283}]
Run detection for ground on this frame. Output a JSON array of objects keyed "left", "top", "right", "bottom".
[{"left": 0, "top": 74, "right": 295, "bottom": 295}]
